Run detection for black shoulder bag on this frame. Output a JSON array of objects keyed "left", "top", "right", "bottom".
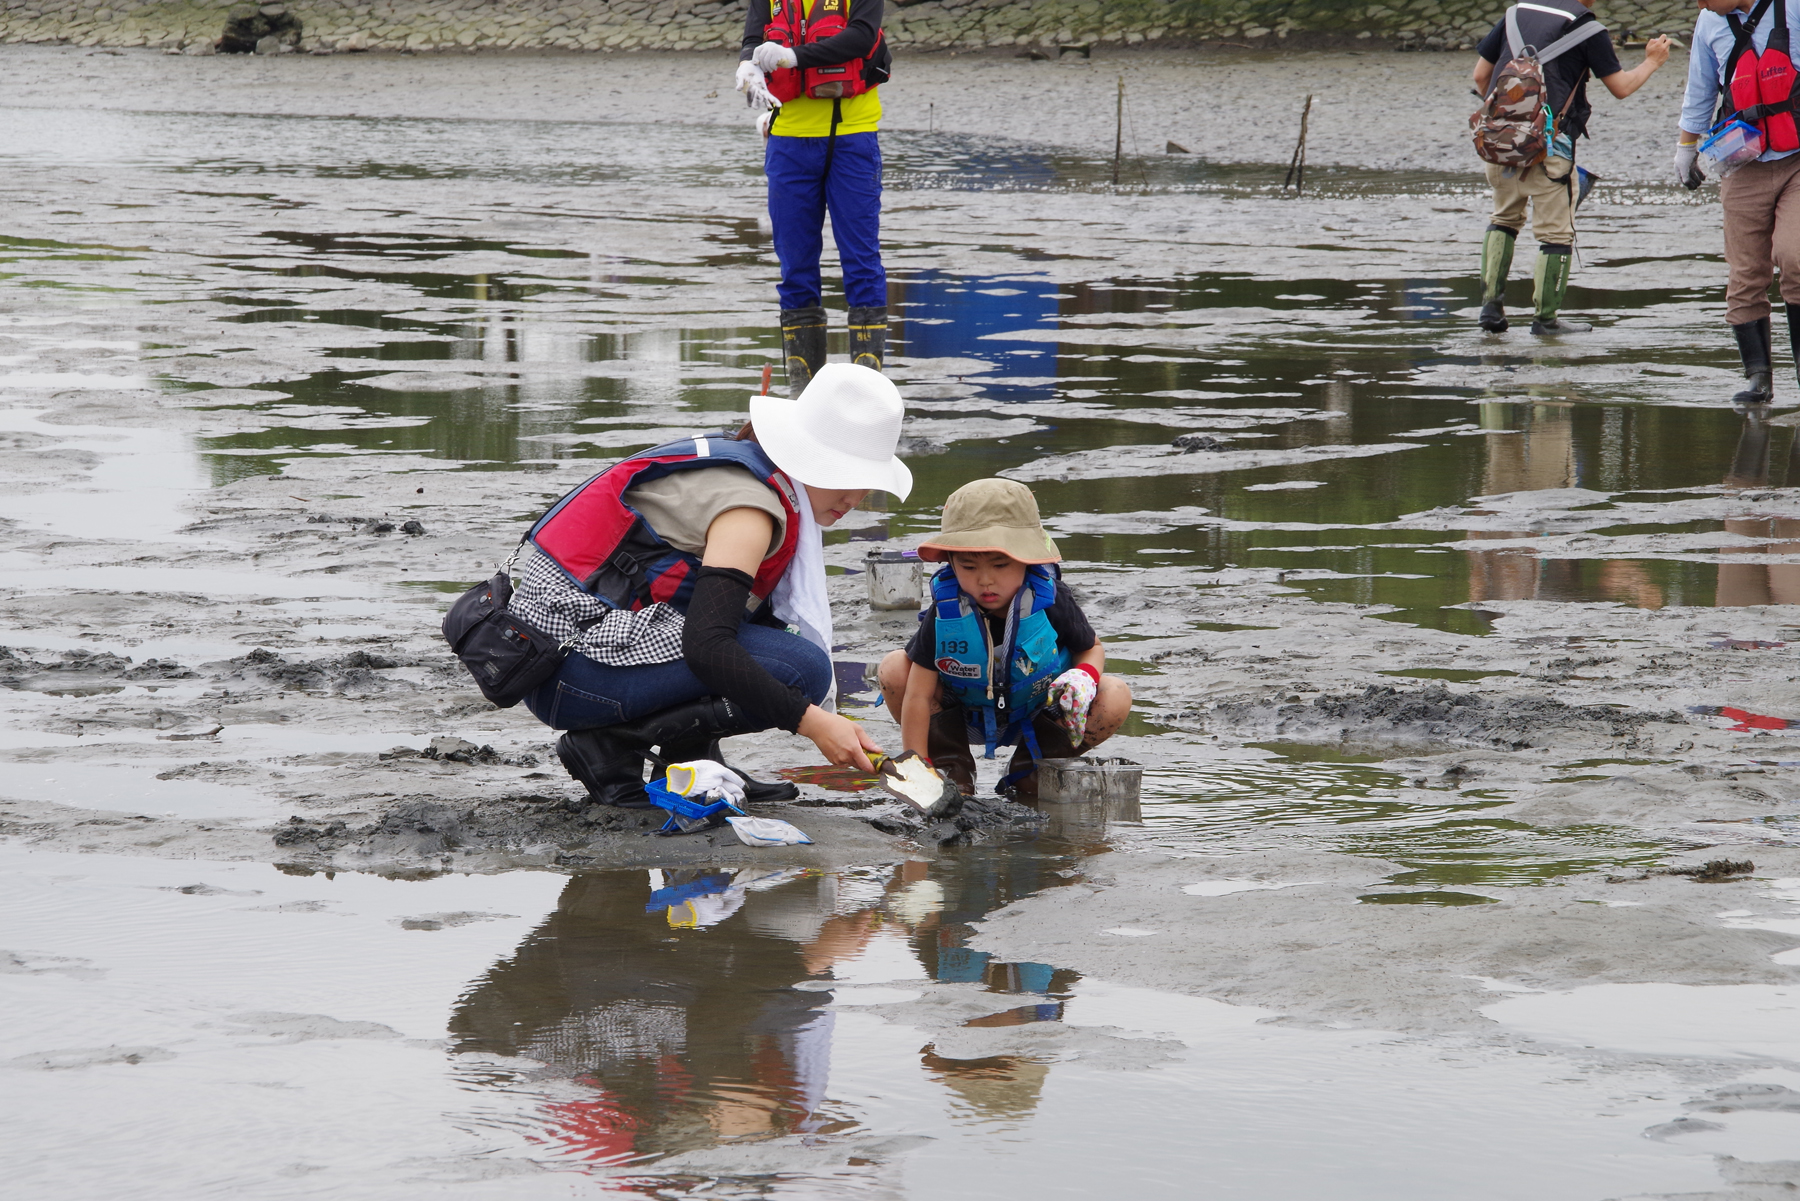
[{"left": 441, "top": 550, "right": 596, "bottom": 708}]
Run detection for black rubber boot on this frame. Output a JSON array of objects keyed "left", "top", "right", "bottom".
[
  {"left": 556, "top": 728, "right": 655, "bottom": 809},
  {"left": 847, "top": 304, "right": 888, "bottom": 371},
  {"left": 653, "top": 736, "right": 799, "bottom": 804},
  {"left": 1478, "top": 224, "right": 1516, "bottom": 333},
  {"left": 1733, "top": 316, "right": 1775, "bottom": 405},
  {"left": 1786, "top": 302, "right": 1800, "bottom": 392},
  {"left": 926, "top": 706, "right": 978, "bottom": 796},
  {"left": 779, "top": 305, "right": 827, "bottom": 396},
  {"left": 557, "top": 697, "right": 760, "bottom": 808}
]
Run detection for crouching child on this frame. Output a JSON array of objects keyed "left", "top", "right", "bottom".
[{"left": 877, "top": 478, "right": 1132, "bottom": 798}]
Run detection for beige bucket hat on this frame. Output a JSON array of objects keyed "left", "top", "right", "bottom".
[
  {"left": 916, "top": 478, "right": 1060, "bottom": 564},
  {"left": 749, "top": 363, "right": 913, "bottom": 500}
]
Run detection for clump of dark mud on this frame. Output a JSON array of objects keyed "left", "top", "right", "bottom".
[
  {"left": 1203, "top": 683, "right": 1676, "bottom": 750},
  {"left": 1172, "top": 432, "right": 1227, "bottom": 453},
  {"left": 304, "top": 514, "right": 423, "bottom": 535},
  {"left": 380, "top": 736, "right": 539, "bottom": 767},
  {"left": 864, "top": 792, "right": 1046, "bottom": 846},
  {"left": 1607, "top": 858, "right": 1756, "bottom": 884},
  {"left": 222, "top": 647, "right": 409, "bottom": 695}
]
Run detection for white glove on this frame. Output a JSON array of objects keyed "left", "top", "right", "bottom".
[
  {"left": 1675, "top": 142, "right": 1704, "bottom": 190},
  {"left": 735, "top": 59, "right": 779, "bottom": 111},
  {"left": 665, "top": 760, "right": 746, "bottom": 806},
  {"left": 752, "top": 41, "right": 798, "bottom": 73},
  {"left": 757, "top": 108, "right": 774, "bottom": 138},
  {"left": 1046, "top": 667, "right": 1099, "bottom": 745}
]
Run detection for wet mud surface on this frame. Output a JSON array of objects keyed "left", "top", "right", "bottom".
[{"left": 3, "top": 46, "right": 1800, "bottom": 1199}]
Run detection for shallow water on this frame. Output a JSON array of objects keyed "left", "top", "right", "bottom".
[{"left": 4, "top": 844, "right": 1771, "bottom": 1199}]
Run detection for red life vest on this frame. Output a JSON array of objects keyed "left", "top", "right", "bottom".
[
  {"left": 527, "top": 434, "right": 802, "bottom": 614},
  {"left": 1726, "top": 0, "right": 1800, "bottom": 154},
  {"left": 763, "top": 0, "right": 885, "bottom": 104}
]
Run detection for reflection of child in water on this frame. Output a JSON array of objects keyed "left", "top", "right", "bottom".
[{"left": 879, "top": 478, "right": 1132, "bottom": 798}]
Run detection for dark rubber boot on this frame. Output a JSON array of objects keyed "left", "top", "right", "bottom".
[
  {"left": 1786, "top": 302, "right": 1800, "bottom": 392},
  {"left": 847, "top": 304, "right": 888, "bottom": 371},
  {"left": 779, "top": 306, "right": 827, "bottom": 396},
  {"left": 1000, "top": 715, "right": 1081, "bottom": 802},
  {"left": 653, "top": 736, "right": 799, "bottom": 804},
  {"left": 1529, "top": 245, "right": 1591, "bottom": 334},
  {"left": 556, "top": 728, "right": 654, "bottom": 809},
  {"left": 1478, "top": 224, "right": 1516, "bottom": 333},
  {"left": 926, "top": 706, "right": 978, "bottom": 796},
  {"left": 1733, "top": 316, "right": 1775, "bottom": 405}
]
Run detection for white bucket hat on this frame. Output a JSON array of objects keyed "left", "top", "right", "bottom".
[{"left": 749, "top": 362, "right": 913, "bottom": 500}]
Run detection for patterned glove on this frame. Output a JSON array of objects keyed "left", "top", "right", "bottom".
[
  {"left": 1046, "top": 666, "right": 1099, "bottom": 745},
  {"left": 665, "top": 760, "right": 746, "bottom": 806},
  {"left": 752, "top": 41, "right": 798, "bottom": 73},
  {"left": 735, "top": 60, "right": 779, "bottom": 111}
]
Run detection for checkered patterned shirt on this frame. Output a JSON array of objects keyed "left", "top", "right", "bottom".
[{"left": 506, "top": 547, "right": 687, "bottom": 667}]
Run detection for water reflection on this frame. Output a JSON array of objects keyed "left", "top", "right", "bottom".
[
  {"left": 1719, "top": 413, "right": 1800, "bottom": 605},
  {"left": 450, "top": 856, "right": 1081, "bottom": 1163}
]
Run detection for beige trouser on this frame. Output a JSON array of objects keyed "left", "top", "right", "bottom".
[
  {"left": 1485, "top": 157, "right": 1575, "bottom": 247},
  {"left": 1720, "top": 153, "right": 1800, "bottom": 325}
]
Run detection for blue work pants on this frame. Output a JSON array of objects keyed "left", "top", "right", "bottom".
[{"left": 765, "top": 131, "right": 885, "bottom": 310}]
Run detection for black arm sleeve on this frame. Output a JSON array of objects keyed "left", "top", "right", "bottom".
[
  {"left": 683, "top": 565, "right": 811, "bottom": 733},
  {"left": 795, "top": 0, "right": 883, "bottom": 69},
  {"left": 741, "top": 0, "right": 771, "bottom": 61}
]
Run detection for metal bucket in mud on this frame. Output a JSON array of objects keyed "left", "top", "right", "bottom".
[
  {"left": 865, "top": 549, "right": 925, "bottom": 611},
  {"left": 1035, "top": 756, "right": 1143, "bottom": 805}
]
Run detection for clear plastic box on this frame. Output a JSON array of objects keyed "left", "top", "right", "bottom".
[{"left": 1701, "top": 119, "right": 1766, "bottom": 176}]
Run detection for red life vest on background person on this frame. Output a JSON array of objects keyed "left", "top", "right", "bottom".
[
  {"left": 1725, "top": 0, "right": 1800, "bottom": 154},
  {"left": 527, "top": 434, "right": 802, "bottom": 615},
  {"left": 764, "top": 0, "right": 885, "bottom": 103}
]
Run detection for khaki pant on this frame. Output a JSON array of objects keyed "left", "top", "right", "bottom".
[
  {"left": 1485, "top": 157, "right": 1575, "bottom": 246},
  {"left": 1720, "top": 153, "right": 1800, "bottom": 325}
]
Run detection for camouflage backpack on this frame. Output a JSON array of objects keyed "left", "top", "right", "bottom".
[{"left": 1470, "top": 6, "right": 1609, "bottom": 167}]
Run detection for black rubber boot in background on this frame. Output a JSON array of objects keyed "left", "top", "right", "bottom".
[
  {"left": 779, "top": 306, "right": 828, "bottom": 396},
  {"left": 1733, "top": 316, "right": 1775, "bottom": 405},
  {"left": 1478, "top": 224, "right": 1516, "bottom": 333},
  {"left": 1529, "top": 244, "right": 1592, "bottom": 334},
  {"left": 847, "top": 305, "right": 888, "bottom": 371},
  {"left": 1786, "top": 302, "right": 1800, "bottom": 392}
]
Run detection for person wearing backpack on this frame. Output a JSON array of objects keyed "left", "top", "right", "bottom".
[
  {"left": 1676, "top": 0, "right": 1800, "bottom": 405},
  {"left": 1471, "top": 1, "right": 1670, "bottom": 334}
]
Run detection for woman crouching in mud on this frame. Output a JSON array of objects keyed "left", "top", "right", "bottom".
[{"left": 506, "top": 364, "right": 909, "bottom": 807}]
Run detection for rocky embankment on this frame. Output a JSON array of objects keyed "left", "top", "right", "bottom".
[{"left": 0, "top": 0, "right": 1704, "bottom": 57}]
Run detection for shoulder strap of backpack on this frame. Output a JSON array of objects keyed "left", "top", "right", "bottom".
[{"left": 1532, "top": 16, "right": 1608, "bottom": 68}]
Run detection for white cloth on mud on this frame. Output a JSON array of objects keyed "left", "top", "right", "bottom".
[
  {"left": 665, "top": 759, "right": 746, "bottom": 806},
  {"left": 727, "top": 815, "right": 813, "bottom": 847},
  {"left": 770, "top": 479, "right": 833, "bottom": 655}
]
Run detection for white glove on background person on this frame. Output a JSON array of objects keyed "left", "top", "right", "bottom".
[
  {"left": 752, "top": 41, "right": 798, "bottom": 73},
  {"left": 665, "top": 760, "right": 746, "bottom": 806},
  {"left": 735, "top": 59, "right": 779, "bottom": 111},
  {"left": 1674, "top": 143, "right": 1704, "bottom": 190},
  {"left": 1046, "top": 667, "right": 1099, "bottom": 745}
]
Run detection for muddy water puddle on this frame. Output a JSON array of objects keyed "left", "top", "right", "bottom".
[{"left": 0, "top": 843, "right": 1746, "bottom": 1199}]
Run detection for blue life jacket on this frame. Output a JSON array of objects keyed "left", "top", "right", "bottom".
[{"left": 929, "top": 563, "right": 1071, "bottom": 758}]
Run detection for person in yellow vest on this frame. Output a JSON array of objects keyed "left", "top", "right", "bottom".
[{"left": 737, "top": 0, "right": 891, "bottom": 393}]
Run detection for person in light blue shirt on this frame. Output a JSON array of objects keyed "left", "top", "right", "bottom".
[{"left": 1677, "top": 0, "right": 1800, "bottom": 404}]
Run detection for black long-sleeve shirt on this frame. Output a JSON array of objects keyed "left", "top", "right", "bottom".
[{"left": 740, "top": 0, "right": 883, "bottom": 68}]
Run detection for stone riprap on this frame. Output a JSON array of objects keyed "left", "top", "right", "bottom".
[{"left": 0, "top": 1, "right": 1708, "bottom": 57}]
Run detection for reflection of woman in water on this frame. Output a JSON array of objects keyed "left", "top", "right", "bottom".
[{"left": 449, "top": 869, "right": 878, "bottom": 1160}]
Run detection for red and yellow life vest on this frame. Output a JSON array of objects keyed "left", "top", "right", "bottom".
[
  {"left": 527, "top": 434, "right": 801, "bottom": 614},
  {"left": 763, "top": 0, "right": 884, "bottom": 104}
]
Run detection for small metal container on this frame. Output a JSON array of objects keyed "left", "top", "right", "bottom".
[
  {"left": 865, "top": 548, "right": 926, "bottom": 611},
  {"left": 1035, "top": 756, "right": 1144, "bottom": 805}
]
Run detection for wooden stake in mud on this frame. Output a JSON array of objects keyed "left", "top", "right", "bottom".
[
  {"left": 1283, "top": 94, "right": 1313, "bottom": 195},
  {"left": 1112, "top": 75, "right": 1125, "bottom": 186}
]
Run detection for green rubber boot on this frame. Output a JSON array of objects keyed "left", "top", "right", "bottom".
[
  {"left": 779, "top": 306, "right": 827, "bottom": 396},
  {"left": 1530, "top": 245, "right": 1591, "bottom": 335},
  {"left": 1478, "top": 224, "right": 1516, "bottom": 332}
]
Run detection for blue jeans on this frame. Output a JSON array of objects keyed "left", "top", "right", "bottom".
[
  {"left": 524, "top": 622, "right": 833, "bottom": 732},
  {"left": 765, "top": 131, "right": 885, "bottom": 310}
]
